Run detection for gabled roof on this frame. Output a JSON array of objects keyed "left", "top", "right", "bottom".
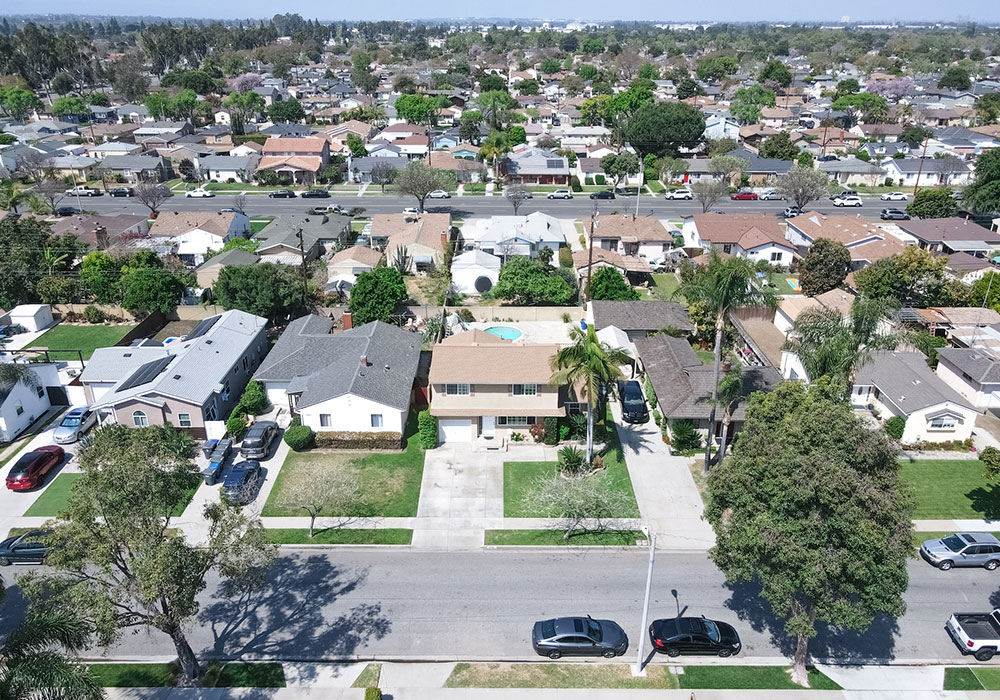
[
  {"left": 149, "top": 211, "right": 241, "bottom": 239},
  {"left": 329, "top": 245, "right": 384, "bottom": 267},
  {"left": 198, "top": 249, "right": 259, "bottom": 269},
  {"left": 573, "top": 247, "right": 651, "bottom": 274},
  {"left": 937, "top": 347, "right": 1000, "bottom": 384},
  {"left": 789, "top": 212, "right": 907, "bottom": 263},
  {"left": 897, "top": 218, "right": 1000, "bottom": 245},
  {"left": 593, "top": 215, "right": 672, "bottom": 243},
  {"left": 590, "top": 300, "right": 693, "bottom": 332},
  {"left": 854, "top": 351, "right": 974, "bottom": 413},
  {"left": 428, "top": 332, "right": 560, "bottom": 385},
  {"left": 691, "top": 213, "right": 791, "bottom": 250},
  {"left": 261, "top": 137, "right": 327, "bottom": 154}
]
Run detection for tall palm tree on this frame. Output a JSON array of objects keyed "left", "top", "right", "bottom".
[
  {"left": 551, "top": 324, "right": 632, "bottom": 464},
  {"left": 0, "top": 363, "right": 39, "bottom": 391},
  {"left": 675, "top": 253, "right": 779, "bottom": 472},
  {"left": 714, "top": 364, "right": 744, "bottom": 463},
  {"left": 0, "top": 575, "right": 103, "bottom": 700},
  {"left": 0, "top": 180, "right": 26, "bottom": 215}
]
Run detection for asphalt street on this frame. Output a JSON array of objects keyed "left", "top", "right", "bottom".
[
  {"left": 65, "top": 192, "right": 894, "bottom": 222},
  {"left": 17, "top": 549, "right": 992, "bottom": 665}
]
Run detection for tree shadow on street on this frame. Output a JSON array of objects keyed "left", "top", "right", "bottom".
[
  {"left": 199, "top": 553, "right": 390, "bottom": 683},
  {"left": 724, "top": 580, "right": 900, "bottom": 666}
]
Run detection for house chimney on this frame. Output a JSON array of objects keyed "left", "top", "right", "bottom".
[
  {"left": 94, "top": 225, "right": 109, "bottom": 250},
  {"left": 342, "top": 312, "right": 353, "bottom": 330}
]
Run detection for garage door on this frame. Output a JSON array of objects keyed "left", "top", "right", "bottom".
[{"left": 438, "top": 418, "right": 473, "bottom": 443}]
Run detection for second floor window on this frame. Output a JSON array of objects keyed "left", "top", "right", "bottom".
[
  {"left": 445, "top": 383, "right": 470, "bottom": 396},
  {"left": 512, "top": 384, "right": 537, "bottom": 396}
]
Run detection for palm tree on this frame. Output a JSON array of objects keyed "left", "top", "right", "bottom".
[
  {"left": 714, "top": 364, "right": 744, "bottom": 463},
  {"left": 479, "top": 130, "right": 511, "bottom": 180},
  {"left": 783, "top": 296, "right": 899, "bottom": 386},
  {"left": 675, "top": 253, "right": 779, "bottom": 472},
  {"left": 0, "top": 180, "right": 26, "bottom": 214},
  {"left": 43, "top": 248, "right": 69, "bottom": 276},
  {"left": 0, "top": 575, "right": 103, "bottom": 700},
  {"left": 0, "top": 363, "right": 39, "bottom": 391},
  {"left": 551, "top": 324, "right": 632, "bottom": 464}
]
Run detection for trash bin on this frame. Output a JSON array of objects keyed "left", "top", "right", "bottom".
[
  {"left": 202, "top": 467, "right": 218, "bottom": 486},
  {"left": 201, "top": 439, "right": 218, "bottom": 460}
]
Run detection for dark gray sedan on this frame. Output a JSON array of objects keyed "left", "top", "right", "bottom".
[{"left": 532, "top": 616, "right": 628, "bottom": 659}]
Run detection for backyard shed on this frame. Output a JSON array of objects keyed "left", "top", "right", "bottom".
[{"left": 10, "top": 304, "right": 54, "bottom": 333}]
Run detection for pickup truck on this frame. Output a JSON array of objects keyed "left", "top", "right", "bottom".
[
  {"left": 64, "top": 185, "right": 101, "bottom": 197},
  {"left": 946, "top": 609, "right": 1000, "bottom": 660}
]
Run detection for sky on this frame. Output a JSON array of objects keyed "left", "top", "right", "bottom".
[{"left": 16, "top": 1, "right": 999, "bottom": 23}]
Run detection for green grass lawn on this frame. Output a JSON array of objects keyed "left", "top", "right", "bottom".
[
  {"left": 30, "top": 323, "right": 137, "bottom": 361},
  {"left": 647, "top": 180, "right": 666, "bottom": 193},
  {"left": 649, "top": 273, "right": 680, "bottom": 301},
  {"left": 265, "top": 528, "right": 412, "bottom": 545},
  {"left": 249, "top": 217, "right": 274, "bottom": 235},
  {"left": 263, "top": 415, "right": 424, "bottom": 518},
  {"left": 352, "top": 663, "right": 382, "bottom": 688},
  {"left": 86, "top": 662, "right": 285, "bottom": 688},
  {"left": 901, "top": 459, "right": 1000, "bottom": 520},
  {"left": 25, "top": 472, "right": 199, "bottom": 518},
  {"left": 485, "top": 529, "right": 643, "bottom": 546},
  {"left": 445, "top": 663, "right": 677, "bottom": 689},
  {"left": 503, "top": 407, "right": 639, "bottom": 518},
  {"left": 944, "top": 666, "right": 1000, "bottom": 690},
  {"left": 765, "top": 272, "right": 802, "bottom": 295},
  {"left": 678, "top": 666, "right": 841, "bottom": 690},
  {"left": 87, "top": 663, "right": 177, "bottom": 687},
  {"left": 695, "top": 347, "right": 716, "bottom": 366}
]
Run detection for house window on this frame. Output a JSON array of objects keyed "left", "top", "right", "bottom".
[
  {"left": 243, "top": 356, "right": 249, "bottom": 371},
  {"left": 445, "top": 383, "right": 470, "bottom": 396},
  {"left": 770, "top": 251, "right": 783, "bottom": 262},
  {"left": 178, "top": 413, "right": 192, "bottom": 428},
  {"left": 320, "top": 414, "right": 331, "bottom": 427},
  {"left": 565, "top": 403, "right": 585, "bottom": 415},
  {"left": 512, "top": 384, "right": 538, "bottom": 396},
  {"left": 498, "top": 416, "right": 534, "bottom": 426},
  {"left": 722, "top": 244, "right": 733, "bottom": 254},
  {"left": 132, "top": 410, "right": 148, "bottom": 427},
  {"left": 371, "top": 414, "right": 383, "bottom": 428},
  {"left": 221, "top": 381, "right": 231, "bottom": 401},
  {"left": 14, "top": 401, "right": 23, "bottom": 416},
  {"left": 930, "top": 416, "right": 957, "bottom": 429},
  {"left": 205, "top": 403, "right": 217, "bottom": 421},
  {"left": 36, "top": 386, "right": 44, "bottom": 398}
]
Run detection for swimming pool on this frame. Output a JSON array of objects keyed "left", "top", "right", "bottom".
[{"left": 484, "top": 325, "right": 523, "bottom": 341}]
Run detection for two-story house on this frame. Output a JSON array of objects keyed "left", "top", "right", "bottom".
[
  {"left": 428, "top": 331, "right": 570, "bottom": 444},
  {"left": 258, "top": 137, "right": 331, "bottom": 185}
]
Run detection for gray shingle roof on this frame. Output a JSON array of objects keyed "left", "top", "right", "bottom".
[
  {"left": 854, "top": 351, "right": 974, "bottom": 412},
  {"left": 591, "top": 301, "right": 693, "bottom": 333},
  {"left": 253, "top": 316, "right": 421, "bottom": 411},
  {"left": 936, "top": 347, "right": 1000, "bottom": 384}
]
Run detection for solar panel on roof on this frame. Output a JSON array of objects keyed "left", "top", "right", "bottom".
[
  {"left": 185, "top": 315, "right": 221, "bottom": 340},
  {"left": 116, "top": 356, "right": 174, "bottom": 392},
  {"left": 546, "top": 159, "right": 563, "bottom": 168}
]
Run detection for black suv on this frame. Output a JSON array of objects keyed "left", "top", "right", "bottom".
[
  {"left": 617, "top": 380, "right": 649, "bottom": 424},
  {"left": 300, "top": 189, "right": 330, "bottom": 198},
  {"left": 240, "top": 421, "right": 279, "bottom": 459}
]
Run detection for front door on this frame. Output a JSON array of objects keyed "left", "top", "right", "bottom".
[{"left": 482, "top": 415, "right": 496, "bottom": 436}]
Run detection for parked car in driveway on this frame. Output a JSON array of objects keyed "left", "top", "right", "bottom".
[
  {"left": 5, "top": 446, "right": 65, "bottom": 491},
  {"left": 730, "top": 190, "right": 758, "bottom": 200},
  {"left": 532, "top": 616, "right": 629, "bottom": 659},
  {"left": 617, "top": 380, "right": 649, "bottom": 424},
  {"left": 547, "top": 189, "right": 573, "bottom": 199},
  {"left": 52, "top": 406, "right": 97, "bottom": 445},
  {"left": 268, "top": 189, "right": 296, "bottom": 198},
  {"left": 921, "top": 533, "right": 1000, "bottom": 571},
  {"left": 590, "top": 190, "right": 616, "bottom": 200},
  {"left": 428, "top": 189, "right": 451, "bottom": 199},
  {"left": 300, "top": 189, "right": 330, "bottom": 198},
  {"left": 881, "top": 191, "right": 908, "bottom": 201},
  {"left": 108, "top": 187, "right": 134, "bottom": 198},
  {"left": 880, "top": 208, "right": 910, "bottom": 221},
  {"left": 649, "top": 616, "right": 742, "bottom": 657},
  {"left": 239, "top": 421, "right": 278, "bottom": 459},
  {"left": 185, "top": 188, "right": 214, "bottom": 198},
  {"left": 832, "top": 196, "right": 863, "bottom": 207},
  {"left": 0, "top": 529, "right": 53, "bottom": 566},
  {"left": 220, "top": 461, "right": 264, "bottom": 505}
]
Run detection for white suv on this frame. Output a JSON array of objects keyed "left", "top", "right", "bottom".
[
  {"left": 832, "top": 195, "right": 863, "bottom": 207},
  {"left": 547, "top": 189, "right": 573, "bottom": 199},
  {"left": 664, "top": 188, "right": 693, "bottom": 200}
]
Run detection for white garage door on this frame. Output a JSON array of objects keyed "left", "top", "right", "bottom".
[{"left": 438, "top": 418, "right": 473, "bottom": 443}]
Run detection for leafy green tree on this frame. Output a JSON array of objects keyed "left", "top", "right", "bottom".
[
  {"left": 0, "top": 86, "right": 42, "bottom": 122},
  {"left": 758, "top": 132, "right": 800, "bottom": 160},
  {"left": 515, "top": 78, "right": 539, "bottom": 95},
  {"left": 477, "top": 90, "right": 518, "bottom": 131},
  {"left": 796, "top": 151, "right": 814, "bottom": 168},
  {"left": 50, "top": 95, "right": 87, "bottom": 118},
  {"left": 550, "top": 324, "right": 631, "bottom": 463},
  {"left": 37, "top": 275, "right": 81, "bottom": 304},
  {"left": 110, "top": 53, "right": 150, "bottom": 102},
  {"left": 906, "top": 188, "right": 958, "bottom": 219},
  {"left": 267, "top": 97, "right": 305, "bottom": 123},
  {"left": 21, "top": 424, "right": 276, "bottom": 687},
  {"left": 675, "top": 252, "right": 778, "bottom": 471},
  {"left": 964, "top": 149, "right": 1000, "bottom": 215},
  {"left": 539, "top": 58, "right": 562, "bottom": 75},
  {"left": 730, "top": 84, "right": 776, "bottom": 124},
  {"left": 459, "top": 109, "right": 483, "bottom": 143},
  {"left": 214, "top": 263, "right": 308, "bottom": 323},
  {"left": 489, "top": 256, "right": 575, "bottom": 306},
  {"left": 900, "top": 125, "right": 932, "bottom": 147},
  {"left": 714, "top": 364, "right": 745, "bottom": 461},
  {"left": 706, "top": 380, "right": 912, "bottom": 686},
  {"left": 625, "top": 102, "right": 705, "bottom": 158},
  {"left": 349, "top": 266, "right": 408, "bottom": 324},
  {"left": 346, "top": 132, "right": 367, "bottom": 157},
  {"left": 394, "top": 93, "right": 437, "bottom": 124},
  {"left": 975, "top": 93, "right": 1000, "bottom": 125},
  {"left": 599, "top": 152, "right": 640, "bottom": 190},
  {"left": 970, "top": 271, "right": 1000, "bottom": 311},
  {"left": 758, "top": 59, "right": 792, "bottom": 87},
  {"left": 938, "top": 66, "right": 971, "bottom": 90},
  {"left": 171, "top": 89, "right": 198, "bottom": 122},
  {"left": 799, "top": 238, "right": 851, "bottom": 296},
  {"left": 0, "top": 215, "right": 57, "bottom": 308},
  {"left": 50, "top": 71, "right": 74, "bottom": 96},
  {"left": 706, "top": 137, "right": 737, "bottom": 157},
  {"left": 590, "top": 267, "right": 640, "bottom": 301},
  {"left": 832, "top": 93, "right": 888, "bottom": 126},
  {"left": 80, "top": 250, "right": 121, "bottom": 304},
  {"left": 834, "top": 78, "right": 859, "bottom": 98},
  {"left": 507, "top": 125, "right": 527, "bottom": 146},
  {"left": 393, "top": 75, "right": 416, "bottom": 94},
  {"left": 223, "top": 91, "right": 265, "bottom": 135},
  {"left": 478, "top": 74, "right": 506, "bottom": 93},
  {"left": 676, "top": 77, "right": 704, "bottom": 100},
  {"left": 120, "top": 254, "right": 185, "bottom": 317},
  {"left": 695, "top": 55, "right": 738, "bottom": 81}
]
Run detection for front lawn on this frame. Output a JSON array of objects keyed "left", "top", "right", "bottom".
[
  {"left": 503, "top": 407, "right": 639, "bottom": 518},
  {"left": 944, "top": 667, "right": 1000, "bottom": 690},
  {"left": 86, "top": 662, "right": 285, "bottom": 688},
  {"left": 30, "top": 323, "right": 137, "bottom": 361},
  {"left": 263, "top": 415, "right": 424, "bottom": 518},
  {"left": 485, "top": 529, "right": 643, "bottom": 546},
  {"left": 265, "top": 528, "right": 412, "bottom": 545},
  {"left": 650, "top": 273, "right": 680, "bottom": 301},
  {"left": 678, "top": 666, "right": 840, "bottom": 690},
  {"left": 444, "top": 663, "right": 677, "bottom": 689},
  {"left": 901, "top": 459, "right": 1000, "bottom": 520},
  {"left": 24, "top": 472, "right": 200, "bottom": 518}
]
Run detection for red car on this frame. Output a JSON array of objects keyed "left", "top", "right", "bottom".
[
  {"left": 6, "top": 446, "right": 65, "bottom": 491},
  {"left": 730, "top": 191, "right": 759, "bottom": 200}
]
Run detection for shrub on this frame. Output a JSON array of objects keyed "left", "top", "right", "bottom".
[
  {"left": 595, "top": 174, "right": 606, "bottom": 185},
  {"left": 584, "top": 176, "right": 593, "bottom": 185},
  {"left": 510, "top": 431, "right": 525, "bottom": 442},
  {"left": 236, "top": 380, "right": 268, "bottom": 415},
  {"left": 543, "top": 416, "right": 559, "bottom": 445},
  {"left": 884, "top": 178, "right": 894, "bottom": 187},
  {"left": 313, "top": 431, "right": 403, "bottom": 449},
  {"left": 570, "top": 175, "right": 582, "bottom": 192},
  {"left": 558, "top": 246, "right": 574, "bottom": 268},
  {"left": 567, "top": 413, "right": 587, "bottom": 440},
  {"left": 83, "top": 305, "right": 107, "bottom": 324},
  {"left": 982, "top": 446, "right": 1000, "bottom": 481},
  {"left": 457, "top": 308, "right": 475, "bottom": 322},
  {"left": 561, "top": 312, "right": 571, "bottom": 323},
  {"left": 885, "top": 416, "right": 906, "bottom": 440},
  {"left": 365, "top": 689, "right": 382, "bottom": 700},
  {"left": 558, "top": 421, "right": 570, "bottom": 441},
  {"left": 283, "top": 424, "right": 315, "bottom": 451},
  {"left": 591, "top": 455, "right": 605, "bottom": 471},
  {"left": 558, "top": 446, "right": 588, "bottom": 476},
  {"left": 418, "top": 410, "right": 437, "bottom": 449},
  {"left": 226, "top": 410, "right": 248, "bottom": 439},
  {"left": 670, "top": 419, "right": 701, "bottom": 452},
  {"left": 529, "top": 422, "right": 546, "bottom": 443},
  {"left": 644, "top": 377, "right": 658, "bottom": 410}
]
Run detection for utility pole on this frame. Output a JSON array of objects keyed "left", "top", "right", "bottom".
[
  {"left": 634, "top": 157, "right": 643, "bottom": 217},
  {"left": 912, "top": 135, "right": 930, "bottom": 199},
  {"left": 631, "top": 532, "right": 657, "bottom": 677},
  {"left": 295, "top": 227, "right": 309, "bottom": 298},
  {"left": 585, "top": 207, "right": 598, "bottom": 301}
]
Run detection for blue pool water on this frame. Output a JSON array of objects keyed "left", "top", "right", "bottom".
[{"left": 484, "top": 325, "right": 523, "bottom": 341}]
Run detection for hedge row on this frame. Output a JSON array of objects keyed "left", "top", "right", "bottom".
[{"left": 314, "top": 431, "right": 404, "bottom": 450}]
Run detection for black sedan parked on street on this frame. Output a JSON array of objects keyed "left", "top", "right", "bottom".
[
  {"left": 649, "top": 616, "right": 742, "bottom": 657},
  {"left": 109, "top": 187, "right": 134, "bottom": 197},
  {"left": 589, "top": 190, "right": 616, "bottom": 200},
  {"left": 300, "top": 189, "right": 330, "bottom": 198},
  {"left": 532, "top": 616, "right": 629, "bottom": 659},
  {"left": 268, "top": 189, "right": 296, "bottom": 198},
  {"left": 0, "top": 529, "right": 53, "bottom": 566}
]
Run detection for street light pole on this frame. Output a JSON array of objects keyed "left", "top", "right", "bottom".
[{"left": 631, "top": 531, "right": 656, "bottom": 677}]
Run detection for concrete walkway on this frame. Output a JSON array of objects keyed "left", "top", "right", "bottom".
[{"left": 612, "top": 403, "right": 716, "bottom": 550}]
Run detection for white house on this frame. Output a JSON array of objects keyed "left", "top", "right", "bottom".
[
  {"left": 936, "top": 347, "right": 1000, "bottom": 410},
  {"left": 326, "top": 246, "right": 384, "bottom": 295},
  {"left": 451, "top": 249, "right": 502, "bottom": 295},
  {"left": 9, "top": 305, "right": 54, "bottom": 333},
  {"left": 196, "top": 154, "right": 261, "bottom": 183},
  {"left": 852, "top": 351, "right": 978, "bottom": 445},
  {"left": 682, "top": 214, "right": 796, "bottom": 268},
  {"left": 0, "top": 362, "right": 61, "bottom": 443},
  {"left": 881, "top": 158, "right": 972, "bottom": 188},
  {"left": 253, "top": 316, "right": 421, "bottom": 435},
  {"left": 467, "top": 212, "right": 567, "bottom": 258},
  {"left": 147, "top": 211, "right": 250, "bottom": 266}
]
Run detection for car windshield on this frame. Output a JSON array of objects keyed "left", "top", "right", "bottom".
[
  {"left": 587, "top": 619, "right": 603, "bottom": 642},
  {"left": 701, "top": 619, "right": 721, "bottom": 643},
  {"left": 61, "top": 416, "right": 82, "bottom": 427},
  {"left": 942, "top": 535, "right": 966, "bottom": 552}
]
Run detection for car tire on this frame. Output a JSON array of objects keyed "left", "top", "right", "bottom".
[
  {"left": 987, "top": 560, "right": 999, "bottom": 571},
  {"left": 602, "top": 649, "right": 616, "bottom": 658},
  {"left": 939, "top": 560, "right": 953, "bottom": 571},
  {"left": 0, "top": 557, "right": 9, "bottom": 567},
  {"left": 976, "top": 648, "right": 996, "bottom": 662},
  {"left": 718, "top": 649, "right": 733, "bottom": 658},
  {"left": 664, "top": 647, "right": 681, "bottom": 657},
  {"left": 548, "top": 650, "right": 562, "bottom": 659}
]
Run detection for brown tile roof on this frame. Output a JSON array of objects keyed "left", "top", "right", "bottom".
[
  {"left": 373, "top": 213, "right": 451, "bottom": 252},
  {"left": 572, "top": 247, "right": 651, "bottom": 273},
  {"left": 790, "top": 212, "right": 908, "bottom": 263},
  {"left": 428, "top": 332, "right": 560, "bottom": 384},
  {"left": 593, "top": 215, "right": 673, "bottom": 243},
  {"left": 257, "top": 155, "right": 322, "bottom": 172},
  {"left": 262, "top": 137, "right": 327, "bottom": 155},
  {"left": 760, "top": 107, "right": 793, "bottom": 119},
  {"left": 329, "top": 245, "right": 384, "bottom": 267},
  {"left": 49, "top": 213, "right": 148, "bottom": 248},
  {"left": 691, "top": 214, "right": 788, "bottom": 249},
  {"left": 451, "top": 144, "right": 480, "bottom": 154},
  {"left": 148, "top": 211, "right": 238, "bottom": 238}
]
